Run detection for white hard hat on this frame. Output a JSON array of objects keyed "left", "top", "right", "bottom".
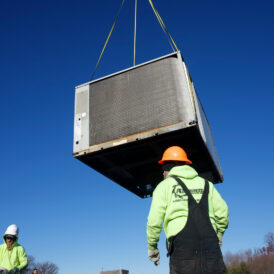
[{"left": 4, "top": 224, "right": 19, "bottom": 237}]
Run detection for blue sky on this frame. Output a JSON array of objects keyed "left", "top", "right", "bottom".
[{"left": 1, "top": 0, "right": 274, "bottom": 273}]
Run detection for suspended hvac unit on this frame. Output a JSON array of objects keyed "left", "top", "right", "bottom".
[{"left": 73, "top": 51, "right": 223, "bottom": 198}]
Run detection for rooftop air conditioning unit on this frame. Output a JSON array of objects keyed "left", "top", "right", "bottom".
[{"left": 73, "top": 51, "right": 223, "bottom": 198}]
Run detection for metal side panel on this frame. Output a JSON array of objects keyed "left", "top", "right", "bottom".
[
  {"left": 73, "top": 85, "right": 90, "bottom": 153},
  {"left": 192, "top": 83, "right": 223, "bottom": 181}
]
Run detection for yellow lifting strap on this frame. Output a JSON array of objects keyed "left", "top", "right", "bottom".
[
  {"left": 148, "top": 0, "right": 179, "bottom": 52},
  {"left": 148, "top": 1, "right": 194, "bottom": 115},
  {"left": 133, "top": 0, "right": 137, "bottom": 66},
  {"left": 90, "top": 0, "right": 179, "bottom": 80},
  {"left": 90, "top": 0, "right": 127, "bottom": 80}
]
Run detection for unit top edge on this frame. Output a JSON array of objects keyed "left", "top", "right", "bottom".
[{"left": 75, "top": 51, "right": 183, "bottom": 89}]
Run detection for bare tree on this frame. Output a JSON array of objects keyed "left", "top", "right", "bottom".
[
  {"left": 265, "top": 232, "right": 274, "bottom": 252},
  {"left": 248, "top": 253, "right": 274, "bottom": 274},
  {"left": 21, "top": 256, "right": 58, "bottom": 274},
  {"left": 21, "top": 256, "right": 35, "bottom": 274},
  {"left": 36, "top": 262, "right": 58, "bottom": 274},
  {"left": 224, "top": 232, "right": 274, "bottom": 274}
]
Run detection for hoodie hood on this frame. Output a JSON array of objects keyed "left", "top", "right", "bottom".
[
  {"left": 3, "top": 237, "right": 18, "bottom": 249},
  {"left": 167, "top": 165, "right": 198, "bottom": 179}
]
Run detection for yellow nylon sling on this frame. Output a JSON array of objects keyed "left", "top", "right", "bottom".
[
  {"left": 91, "top": 0, "right": 179, "bottom": 79},
  {"left": 90, "top": 0, "right": 127, "bottom": 80},
  {"left": 148, "top": 0, "right": 179, "bottom": 52}
]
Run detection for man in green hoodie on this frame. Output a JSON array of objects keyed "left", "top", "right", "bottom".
[
  {"left": 0, "top": 224, "right": 28, "bottom": 273},
  {"left": 147, "top": 146, "right": 228, "bottom": 274}
]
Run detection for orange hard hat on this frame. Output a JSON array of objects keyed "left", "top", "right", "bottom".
[{"left": 158, "top": 146, "right": 192, "bottom": 165}]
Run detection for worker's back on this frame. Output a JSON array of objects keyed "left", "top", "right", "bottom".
[{"left": 147, "top": 165, "right": 228, "bottom": 249}]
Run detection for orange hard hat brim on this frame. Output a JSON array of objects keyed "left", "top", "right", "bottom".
[{"left": 158, "top": 159, "right": 192, "bottom": 165}]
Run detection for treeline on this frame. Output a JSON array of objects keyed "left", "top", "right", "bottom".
[
  {"left": 21, "top": 255, "right": 58, "bottom": 274},
  {"left": 224, "top": 232, "right": 274, "bottom": 274}
]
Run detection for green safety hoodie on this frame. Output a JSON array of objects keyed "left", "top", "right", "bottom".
[
  {"left": 147, "top": 165, "right": 229, "bottom": 251},
  {"left": 0, "top": 236, "right": 28, "bottom": 272}
]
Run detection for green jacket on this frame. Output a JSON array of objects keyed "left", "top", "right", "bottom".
[
  {"left": 0, "top": 237, "right": 28, "bottom": 272},
  {"left": 147, "top": 165, "right": 229, "bottom": 250}
]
